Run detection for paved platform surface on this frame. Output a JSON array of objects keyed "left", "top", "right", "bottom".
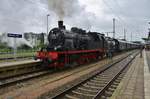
[
  {"left": 111, "top": 52, "right": 145, "bottom": 99},
  {"left": 0, "top": 59, "right": 40, "bottom": 68},
  {"left": 144, "top": 50, "right": 150, "bottom": 99},
  {"left": 145, "top": 51, "right": 150, "bottom": 71}
]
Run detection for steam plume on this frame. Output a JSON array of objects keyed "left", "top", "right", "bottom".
[
  {"left": 0, "top": 33, "right": 33, "bottom": 48},
  {"left": 48, "top": 0, "right": 77, "bottom": 20},
  {"left": 48, "top": 0, "right": 93, "bottom": 30}
]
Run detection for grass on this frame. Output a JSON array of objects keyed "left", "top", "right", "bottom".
[
  {"left": 0, "top": 51, "right": 37, "bottom": 59},
  {"left": 0, "top": 46, "right": 41, "bottom": 60}
]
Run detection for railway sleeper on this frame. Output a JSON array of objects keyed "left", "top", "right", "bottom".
[
  {"left": 71, "top": 90, "right": 94, "bottom": 98},
  {"left": 65, "top": 94, "right": 92, "bottom": 99},
  {"left": 90, "top": 79, "right": 109, "bottom": 83},
  {"left": 82, "top": 84, "right": 102, "bottom": 90},
  {"left": 113, "top": 82, "right": 120, "bottom": 86},
  {"left": 118, "top": 74, "right": 125, "bottom": 78},
  {"left": 104, "top": 90, "right": 113, "bottom": 97},
  {"left": 80, "top": 85, "right": 100, "bottom": 91},
  {"left": 96, "top": 73, "right": 114, "bottom": 78},
  {"left": 95, "top": 76, "right": 106, "bottom": 79},
  {"left": 114, "top": 79, "right": 121, "bottom": 83},
  {"left": 107, "top": 87, "right": 115, "bottom": 92},
  {"left": 96, "top": 74, "right": 108, "bottom": 77},
  {"left": 110, "top": 84, "right": 118, "bottom": 89},
  {"left": 77, "top": 87, "right": 98, "bottom": 93},
  {"left": 100, "top": 95, "right": 107, "bottom": 99},
  {"left": 75, "top": 88, "right": 97, "bottom": 95},
  {"left": 93, "top": 77, "right": 110, "bottom": 81},
  {"left": 65, "top": 94, "right": 79, "bottom": 99},
  {"left": 90, "top": 79, "right": 105, "bottom": 83},
  {"left": 93, "top": 79, "right": 111, "bottom": 84},
  {"left": 116, "top": 76, "right": 122, "bottom": 80},
  {"left": 87, "top": 81, "right": 108, "bottom": 86}
]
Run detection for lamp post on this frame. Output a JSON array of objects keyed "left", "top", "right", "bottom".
[
  {"left": 113, "top": 18, "right": 115, "bottom": 38},
  {"left": 46, "top": 14, "right": 50, "bottom": 44},
  {"left": 47, "top": 14, "right": 50, "bottom": 36},
  {"left": 148, "top": 22, "right": 150, "bottom": 39}
]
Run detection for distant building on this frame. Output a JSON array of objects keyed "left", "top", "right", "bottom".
[
  {"left": 142, "top": 28, "right": 150, "bottom": 50},
  {"left": 132, "top": 41, "right": 141, "bottom": 44},
  {"left": 0, "top": 33, "right": 2, "bottom": 43},
  {"left": 143, "top": 29, "right": 150, "bottom": 44},
  {"left": 24, "top": 32, "right": 46, "bottom": 47}
]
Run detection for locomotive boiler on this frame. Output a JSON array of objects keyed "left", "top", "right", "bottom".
[{"left": 47, "top": 21, "right": 107, "bottom": 51}]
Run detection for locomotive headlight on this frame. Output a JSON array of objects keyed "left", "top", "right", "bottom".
[
  {"left": 54, "top": 45, "right": 62, "bottom": 50},
  {"left": 54, "top": 47, "right": 57, "bottom": 50}
]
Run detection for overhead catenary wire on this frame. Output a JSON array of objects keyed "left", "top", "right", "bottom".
[
  {"left": 102, "top": 0, "right": 125, "bottom": 26},
  {"left": 102, "top": 0, "right": 140, "bottom": 41}
]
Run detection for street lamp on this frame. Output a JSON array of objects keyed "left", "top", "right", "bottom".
[
  {"left": 148, "top": 22, "right": 150, "bottom": 39},
  {"left": 113, "top": 18, "right": 115, "bottom": 38},
  {"left": 47, "top": 14, "right": 50, "bottom": 36},
  {"left": 45, "top": 14, "right": 50, "bottom": 44}
]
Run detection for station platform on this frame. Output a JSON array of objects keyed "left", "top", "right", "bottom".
[{"left": 111, "top": 50, "right": 150, "bottom": 99}]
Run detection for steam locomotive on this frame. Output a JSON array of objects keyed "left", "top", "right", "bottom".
[{"left": 36, "top": 21, "right": 140, "bottom": 68}]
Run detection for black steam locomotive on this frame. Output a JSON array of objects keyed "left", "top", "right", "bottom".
[{"left": 36, "top": 21, "right": 140, "bottom": 68}]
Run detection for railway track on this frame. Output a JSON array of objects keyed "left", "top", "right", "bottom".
[
  {"left": 0, "top": 59, "right": 105, "bottom": 89},
  {"left": 0, "top": 50, "right": 137, "bottom": 98},
  {"left": 0, "top": 69, "right": 52, "bottom": 88},
  {"left": 0, "top": 58, "right": 109, "bottom": 89},
  {"left": 0, "top": 51, "right": 132, "bottom": 88},
  {"left": 48, "top": 51, "right": 139, "bottom": 99}
]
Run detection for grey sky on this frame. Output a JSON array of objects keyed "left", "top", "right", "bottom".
[{"left": 0, "top": 0, "right": 149, "bottom": 41}]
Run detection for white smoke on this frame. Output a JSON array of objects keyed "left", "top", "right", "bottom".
[{"left": 0, "top": 33, "right": 33, "bottom": 48}]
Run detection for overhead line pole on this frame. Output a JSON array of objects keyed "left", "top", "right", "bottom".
[
  {"left": 124, "top": 28, "right": 126, "bottom": 40},
  {"left": 131, "top": 32, "right": 132, "bottom": 41},
  {"left": 113, "top": 18, "right": 115, "bottom": 38},
  {"left": 46, "top": 14, "right": 50, "bottom": 44},
  {"left": 47, "top": 14, "right": 50, "bottom": 36}
]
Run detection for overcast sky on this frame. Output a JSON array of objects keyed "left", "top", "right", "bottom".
[{"left": 0, "top": 0, "right": 149, "bottom": 41}]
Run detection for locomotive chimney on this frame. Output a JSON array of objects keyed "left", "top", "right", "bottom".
[
  {"left": 58, "top": 20, "right": 63, "bottom": 28},
  {"left": 58, "top": 20, "right": 65, "bottom": 29}
]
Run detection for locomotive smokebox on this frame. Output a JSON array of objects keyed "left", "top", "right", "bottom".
[{"left": 58, "top": 20, "right": 65, "bottom": 29}]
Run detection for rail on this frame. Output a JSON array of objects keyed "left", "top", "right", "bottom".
[{"left": 50, "top": 51, "right": 139, "bottom": 99}]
